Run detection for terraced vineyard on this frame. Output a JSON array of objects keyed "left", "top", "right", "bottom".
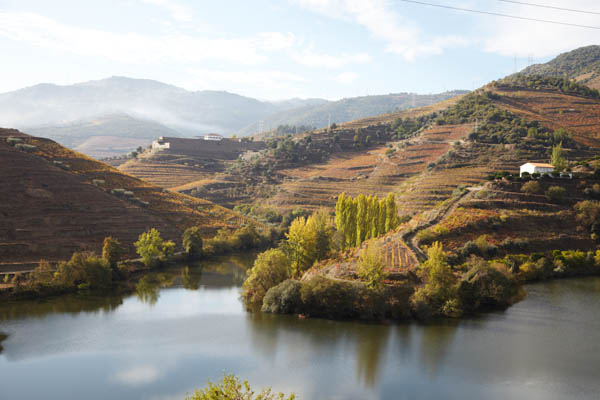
[{"left": 0, "top": 129, "right": 255, "bottom": 271}]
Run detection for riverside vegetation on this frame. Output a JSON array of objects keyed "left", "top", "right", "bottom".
[{"left": 0, "top": 224, "right": 274, "bottom": 300}]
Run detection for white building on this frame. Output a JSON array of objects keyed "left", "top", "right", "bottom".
[
  {"left": 203, "top": 133, "right": 223, "bottom": 141},
  {"left": 520, "top": 162, "right": 554, "bottom": 177},
  {"left": 152, "top": 136, "right": 170, "bottom": 150}
]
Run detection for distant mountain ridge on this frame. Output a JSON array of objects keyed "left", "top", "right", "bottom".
[
  {"left": 519, "top": 45, "right": 600, "bottom": 89},
  {"left": 0, "top": 76, "right": 467, "bottom": 157}
]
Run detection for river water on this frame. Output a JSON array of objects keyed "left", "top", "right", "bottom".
[{"left": 0, "top": 255, "right": 599, "bottom": 400}]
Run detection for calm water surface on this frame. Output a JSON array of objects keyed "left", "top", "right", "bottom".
[{"left": 1, "top": 254, "right": 599, "bottom": 400}]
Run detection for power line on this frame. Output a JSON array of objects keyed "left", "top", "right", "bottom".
[
  {"left": 397, "top": 0, "right": 600, "bottom": 30},
  {"left": 498, "top": 0, "right": 600, "bottom": 16}
]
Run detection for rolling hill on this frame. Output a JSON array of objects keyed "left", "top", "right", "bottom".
[
  {"left": 0, "top": 128, "right": 255, "bottom": 272},
  {"left": 519, "top": 45, "right": 600, "bottom": 89},
  {"left": 0, "top": 76, "right": 467, "bottom": 157}
]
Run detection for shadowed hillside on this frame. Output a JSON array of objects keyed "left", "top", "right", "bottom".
[{"left": 0, "top": 128, "right": 256, "bottom": 272}]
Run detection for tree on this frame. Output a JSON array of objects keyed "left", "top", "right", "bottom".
[
  {"left": 102, "top": 237, "right": 124, "bottom": 269},
  {"left": 357, "top": 243, "right": 386, "bottom": 290},
  {"left": 186, "top": 373, "right": 295, "bottom": 400},
  {"left": 417, "top": 242, "right": 457, "bottom": 305},
  {"left": 285, "top": 216, "right": 317, "bottom": 277},
  {"left": 309, "top": 209, "right": 334, "bottom": 261},
  {"left": 356, "top": 194, "right": 368, "bottom": 246},
  {"left": 521, "top": 180, "right": 541, "bottom": 194},
  {"left": 551, "top": 143, "right": 567, "bottom": 171},
  {"left": 134, "top": 228, "right": 175, "bottom": 268},
  {"left": 546, "top": 185, "right": 567, "bottom": 202},
  {"left": 242, "top": 248, "right": 291, "bottom": 305},
  {"left": 182, "top": 227, "right": 203, "bottom": 260},
  {"left": 385, "top": 193, "right": 399, "bottom": 232}
]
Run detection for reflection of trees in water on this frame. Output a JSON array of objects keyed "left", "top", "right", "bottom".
[
  {"left": 0, "top": 294, "right": 123, "bottom": 322},
  {"left": 136, "top": 274, "right": 173, "bottom": 306},
  {"left": 356, "top": 325, "right": 391, "bottom": 387},
  {"left": 181, "top": 266, "right": 202, "bottom": 290},
  {"left": 418, "top": 321, "right": 459, "bottom": 377},
  {"left": 246, "top": 311, "right": 392, "bottom": 388},
  {"left": 0, "top": 332, "right": 7, "bottom": 353}
]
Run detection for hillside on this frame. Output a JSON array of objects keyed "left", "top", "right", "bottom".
[
  {"left": 520, "top": 45, "right": 600, "bottom": 89},
  {"left": 0, "top": 128, "right": 255, "bottom": 272},
  {"left": 236, "top": 90, "right": 469, "bottom": 136}
]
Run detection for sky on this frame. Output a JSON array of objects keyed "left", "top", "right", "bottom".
[{"left": 1, "top": 0, "right": 600, "bottom": 100}]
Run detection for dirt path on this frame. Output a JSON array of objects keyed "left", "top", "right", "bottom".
[{"left": 402, "top": 188, "right": 475, "bottom": 262}]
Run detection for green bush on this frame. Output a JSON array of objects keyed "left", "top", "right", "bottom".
[
  {"left": 546, "top": 186, "right": 567, "bottom": 202},
  {"left": 521, "top": 180, "right": 541, "bottom": 194},
  {"left": 300, "top": 275, "right": 359, "bottom": 319},
  {"left": 102, "top": 237, "right": 124, "bottom": 269},
  {"left": 134, "top": 228, "right": 175, "bottom": 268},
  {"left": 261, "top": 279, "right": 302, "bottom": 314},
  {"left": 185, "top": 373, "right": 295, "bottom": 400},
  {"left": 182, "top": 227, "right": 203, "bottom": 260},
  {"left": 242, "top": 248, "right": 290, "bottom": 305},
  {"left": 54, "top": 252, "right": 112, "bottom": 289}
]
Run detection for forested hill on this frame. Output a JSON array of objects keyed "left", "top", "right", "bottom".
[
  {"left": 519, "top": 45, "right": 600, "bottom": 89},
  {"left": 236, "top": 90, "right": 469, "bottom": 136}
]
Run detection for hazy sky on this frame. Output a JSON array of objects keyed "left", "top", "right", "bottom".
[{"left": 1, "top": 0, "right": 599, "bottom": 100}]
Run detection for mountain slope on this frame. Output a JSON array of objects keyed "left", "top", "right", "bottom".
[
  {"left": 237, "top": 90, "right": 469, "bottom": 136},
  {"left": 520, "top": 45, "right": 600, "bottom": 89},
  {"left": 0, "top": 128, "right": 255, "bottom": 271}
]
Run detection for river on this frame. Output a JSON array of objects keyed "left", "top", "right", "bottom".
[{"left": 0, "top": 254, "right": 599, "bottom": 400}]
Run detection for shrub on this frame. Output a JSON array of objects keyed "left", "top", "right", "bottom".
[
  {"left": 185, "top": 373, "right": 295, "bottom": 400},
  {"left": 261, "top": 279, "right": 302, "bottom": 314},
  {"left": 31, "top": 260, "right": 54, "bottom": 286},
  {"left": 521, "top": 180, "right": 541, "bottom": 194},
  {"left": 299, "top": 275, "right": 359, "bottom": 319},
  {"left": 242, "top": 248, "right": 290, "bottom": 305},
  {"left": 102, "top": 237, "right": 124, "bottom": 269},
  {"left": 54, "top": 252, "right": 112, "bottom": 289},
  {"left": 457, "top": 256, "right": 518, "bottom": 313},
  {"left": 546, "top": 185, "right": 566, "bottom": 202},
  {"left": 134, "top": 228, "right": 175, "bottom": 268},
  {"left": 182, "top": 227, "right": 203, "bottom": 260},
  {"left": 357, "top": 243, "right": 386, "bottom": 290}
]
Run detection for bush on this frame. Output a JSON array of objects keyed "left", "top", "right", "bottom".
[
  {"left": 357, "top": 243, "right": 386, "bottom": 290},
  {"left": 102, "top": 237, "right": 124, "bottom": 269},
  {"left": 134, "top": 228, "right": 175, "bottom": 268},
  {"left": 185, "top": 373, "right": 295, "bottom": 400},
  {"left": 300, "top": 275, "right": 359, "bottom": 319},
  {"left": 546, "top": 185, "right": 567, "bottom": 202},
  {"left": 521, "top": 180, "right": 541, "bottom": 194},
  {"left": 54, "top": 252, "right": 112, "bottom": 290},
  {"left": 242, "top": 248, "right": 290, "bottom": 305},
  {"left": 182, "top": 227, "right": 203, "bottom": 260},
  {"left": 261, "top": 279, "right": 302, "bottom": 314},
  {"left": 457, "top": 257, "right": 518, "bottom": 313}
]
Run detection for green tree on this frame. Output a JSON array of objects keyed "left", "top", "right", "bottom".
[
  {"left": 134, "top": 228, "right": 175, "bottom": 268},
  {"left": 546, "top": 185, "right": 567, "bottom": 202},
  {"left": 357, "top": 243, "right": 386, "bottom": 290},
  {"left": 102, "top": 236, "right": 124, "bottom": 269},
  {"left": 182, "top": 227, "right": 203, "bottom": 260},
  {"left": 385, "top": 193, "right": 399, "bottom": 232},
  {"left": 356, "top": 194, "right": 368, "bottom": 246},
  {"left": 378, "top": 198, "right": 387, "bottom": 237},
  {"left": 551, "top": 143, "right": 567, "bottom": 171},
  {"left": 310, "top": 209, "right": 334, "bottom": 261},
  {"left": 31, "top": 260, "right": 53, "bottom": 286},
  {"left": 186, "top": 374, "right": 295, "bottom": 400},
  {"left": 286, "top": 216, "right": 317, "bottom": 277},
  {"left": 242, "top": 248, "right": 291, "bottom": 305},
  {"left": 417, "top": 242, "right": 457, "bottom": 305},
  {"left": 521, "top": 180, "right": 541, "bottom": 194}
]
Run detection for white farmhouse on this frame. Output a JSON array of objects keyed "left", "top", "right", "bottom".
[{"left": 520, "top": 162, "right": 554, "bottom": 177}]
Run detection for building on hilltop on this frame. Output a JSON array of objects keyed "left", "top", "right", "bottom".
[
  {"left": 203, "top": 133, "right": 223, "bottom": 141},
  {"left": 520, "top": 162, "right": 554, "bottom": 177}
]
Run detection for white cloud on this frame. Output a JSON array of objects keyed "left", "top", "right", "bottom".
[
  {"left": 336, "top": 71, "right": 358, "bottom": 84},
  {"left": 140, "top": 0, "right": 193, "bottom": 22},
  {"left": 293, "top": 0, "right": 468, "bottom": 60},
  {"left": 0, "top": 12, "right": 293, "bottom": 65},
  {"left": 291, "top": 49, "right": 370, "bottom": 68},
  {"left": 482, "top": 1, "right": 600, "bottom": 58},
  {"left": 112, "top": 365, "right": 161, "bottom": 386}
]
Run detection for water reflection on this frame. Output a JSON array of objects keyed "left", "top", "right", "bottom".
[{"left": 0, "top": 332, "right": 7, "bottom": 353}]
